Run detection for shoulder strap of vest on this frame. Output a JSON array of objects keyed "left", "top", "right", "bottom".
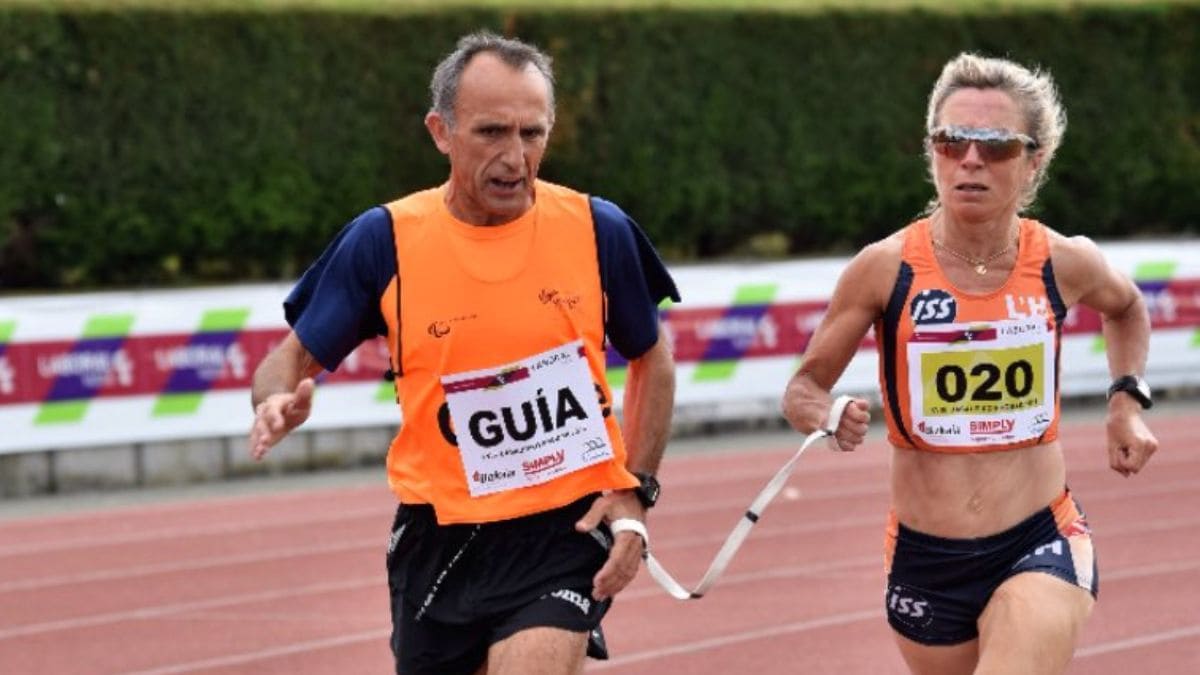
[{"left": 385, "top": 211, "right": 403, "bottom": 382}]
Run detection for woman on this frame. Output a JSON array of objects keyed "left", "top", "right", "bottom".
[{"left": 780, "top": 53, "right": 1158, "bottom": 675}]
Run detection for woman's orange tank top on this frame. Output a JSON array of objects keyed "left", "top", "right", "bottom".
[
  {"left": 875, "top": 218, "right": 1067, "bottom": 453},
  {"left": 378, "top": 181, "right": 637, "bottom": 524}
]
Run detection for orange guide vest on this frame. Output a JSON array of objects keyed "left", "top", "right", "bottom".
[{"left": 380, "top": 181, "right": 638, "bottom": 523}]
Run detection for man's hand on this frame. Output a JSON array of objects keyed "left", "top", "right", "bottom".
[
  {"left": 1106, "top": 396, "right": 1158, "bottom": 477},
  {"left": 575, "top": 489, "right": 646, "bottom": 601},
  {"left": 249, "top": 378, "right": 315, "bottom": 460}
]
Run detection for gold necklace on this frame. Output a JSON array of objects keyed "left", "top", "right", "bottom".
[{"left": 931, "top": 226, "right": 1018, "bottom": 275}]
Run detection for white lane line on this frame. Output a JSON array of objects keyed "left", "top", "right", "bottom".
[
  {"left": 117, "top": 628, "right": 392, "bottom": 675},
  {"left": 8, "top": 544, "right": 1197, "bottom": 644},
  {"left": 2, "top": 433, "right": 1197, "bottom": 558},
  {"left": 0, "top": 550, "right": 879, "bottom": 642},
  {"left": 588, "top": 609, "right": 880, "bottom": 669},
  {"left": 104, "top": 553, "right": 1200, "bottom": 672},
  {"left": 0, "top": 513, "right": 882, "bottom": 594},
  {"left": 0, "top": 538, "right": 381, "bottom": 593},
  {"left": 8, "top": 493, "right": 1200, "bottom": 595},
  {"left": 0, "top": 506, "right": 384, "bottom": 558},
  {"left": 0, "top": 577, "right": 376, "bottom": 641},
  {"left": 1075, "top": 624, "right": 1200, "bottom": 658},
  {"left": 1104, "top": 557, "right": 1200, "bottom": 581}
]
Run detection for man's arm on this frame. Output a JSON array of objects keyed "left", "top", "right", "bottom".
[
  {"left": 576, "top": 330, "right": 675, "bottom": 601},
  {"left": 619, "top": 331, "right": 675, "bottom": 475},
  {"left": 248, "top": 331, "right": 324, "bottom": 460}
]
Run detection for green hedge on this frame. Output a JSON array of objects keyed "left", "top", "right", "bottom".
[{"left": 1, "top": 6, "right": 1197, "bottom": 288}]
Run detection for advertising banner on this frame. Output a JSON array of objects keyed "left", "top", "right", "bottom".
[{"left": 2, "top": 242, "right": 1197, "bottom": 453}]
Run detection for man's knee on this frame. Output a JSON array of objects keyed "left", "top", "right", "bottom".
[{"left": 487, "top": 626, "right": 588, "bottom": 675}]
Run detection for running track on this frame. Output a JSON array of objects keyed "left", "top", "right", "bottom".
[{"left": 1, "top": 409, "right": 1196, "bottom": 674}]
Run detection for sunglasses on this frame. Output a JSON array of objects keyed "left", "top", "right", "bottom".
[{"left": 928, "top": 125, "right": 1039, "bottom": 162}]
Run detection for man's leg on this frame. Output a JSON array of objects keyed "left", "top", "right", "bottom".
[
  {"left": 486, "top": 627, "right": 588, "bottom": 675},
  {"left": 974, "top": 572, "right": 1094, "bottom": 675}
]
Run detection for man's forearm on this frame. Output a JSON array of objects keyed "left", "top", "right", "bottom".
[
  {"left": 619, "top": 337, "right": 675, "bottom": 475},
  {"left": 251, "top": 332, "right": 319, "bottom": 407}
]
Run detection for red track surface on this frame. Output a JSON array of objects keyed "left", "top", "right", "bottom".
[{"left": 1, "top": 411, "right": 1196, "bottom": 674}]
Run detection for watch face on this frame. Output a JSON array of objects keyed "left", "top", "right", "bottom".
[
  {"left": 1111, "top": 376, "right": 1152, "bottom": 409},
  {"left": 635, "top": 474, "right": 659, "bottom": 507}
]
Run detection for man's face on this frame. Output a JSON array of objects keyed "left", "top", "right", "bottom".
[{"left": 426, "top": 52, "right": 552, "bottom": 226}]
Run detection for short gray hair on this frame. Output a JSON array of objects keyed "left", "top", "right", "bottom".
[
  {"left": 925, "top": 52, "right": 1067, "bottom": 211},
  {"left": 429, "top": 31, "right": 556, "bottom": 128}
]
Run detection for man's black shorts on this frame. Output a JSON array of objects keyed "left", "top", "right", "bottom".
[{"left": 386, "top": 494, "right": 613, "bottom": 674}]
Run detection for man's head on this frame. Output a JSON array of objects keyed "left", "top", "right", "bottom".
[{"left": 426, "top": 32, "right": 556, "bottom": 226}]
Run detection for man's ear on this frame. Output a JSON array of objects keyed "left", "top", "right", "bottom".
[{"left": 425, "top": 111, "right": 452, "bottom": 155}]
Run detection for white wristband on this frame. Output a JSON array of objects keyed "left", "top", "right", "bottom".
[{"left": 609, "top": 518, "right": 650, "bottom": 548}]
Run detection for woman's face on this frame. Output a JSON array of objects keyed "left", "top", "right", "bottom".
[{"left": 930, "top": 88, "right": 1042, "bottom": 225}]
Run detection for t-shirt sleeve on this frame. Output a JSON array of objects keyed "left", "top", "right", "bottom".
[
  {"left": 283, "top": 206, "right": 396, "bottom": 371},
  {"left": 591, "top": 197, "right": 681, "bottom": 360}
]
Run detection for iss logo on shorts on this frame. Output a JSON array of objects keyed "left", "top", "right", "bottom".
[
  {"left": 442, "top": 340, "right": 614, "bottom": 497},
  {"left": 887, "top": 584, "right": 934, "bottom": 630}
]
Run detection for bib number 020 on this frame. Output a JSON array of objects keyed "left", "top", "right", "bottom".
[
  {"left": 917, "top": 341, "right": 1046, "bottom": 417},
  {"left": 935, "top": 359, "right": 1034, "bottom": 403}
]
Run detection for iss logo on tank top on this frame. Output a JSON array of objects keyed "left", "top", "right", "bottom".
[
  {"left": 909, "top": 289, "right": 958, "bottom": 325},
  {"left": 441, "top": 339, "right": 614, "bottom": 497}
]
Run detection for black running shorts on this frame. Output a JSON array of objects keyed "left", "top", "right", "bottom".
[
  {"left": 884, "top": 489, "right": 1098, "bottom": 645},
  {"left": 386, "top": 494, "right": 613, "bottom": 674}
]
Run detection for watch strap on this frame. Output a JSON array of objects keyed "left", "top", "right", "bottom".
[{"left": 1107, "top": 375, "right": 1152, "bottom": 409}]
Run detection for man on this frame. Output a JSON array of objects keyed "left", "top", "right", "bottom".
[{"left": 248, "top": 31, "right": 678, "bottom": 675}]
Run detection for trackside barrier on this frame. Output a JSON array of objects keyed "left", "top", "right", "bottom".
[{"left": 1, "top": 240, "right": 1198, "bottom": 455}]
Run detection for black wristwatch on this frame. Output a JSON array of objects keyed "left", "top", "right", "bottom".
[
  {"left": 1107, "top": 375, "right": 1153, "bottom": 410},
  {"left": 631, "top": 472, "right": 661, "bottom": 509}
]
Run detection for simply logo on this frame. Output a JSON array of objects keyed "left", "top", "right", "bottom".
[
  {"left": 522, "top": 449, "right": 566, "bottom": 476},
  {"left": 969, "top": 419, "right": 1016, "bottom": 435},
  {"left": 548, "top": 589, "right": 592, "bottom": 615},
  {"left": 910, "top": 289, "right": 957, "bottom": 325}
]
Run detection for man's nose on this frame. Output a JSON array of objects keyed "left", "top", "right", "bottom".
[{"left": 498, "top": 132, "right": 524, "bottom": 166}]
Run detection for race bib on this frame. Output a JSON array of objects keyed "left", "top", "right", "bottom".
[
  {"left": 906, "top": 318, "right": 1056, "bottom": 447},
  {"left": 441, "top": 340, "right": 613, "bottom": 497}
]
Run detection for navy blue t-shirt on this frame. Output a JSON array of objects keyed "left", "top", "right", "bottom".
[{"left": 285, "top": 196, "right": 680, "bottom": 372}]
